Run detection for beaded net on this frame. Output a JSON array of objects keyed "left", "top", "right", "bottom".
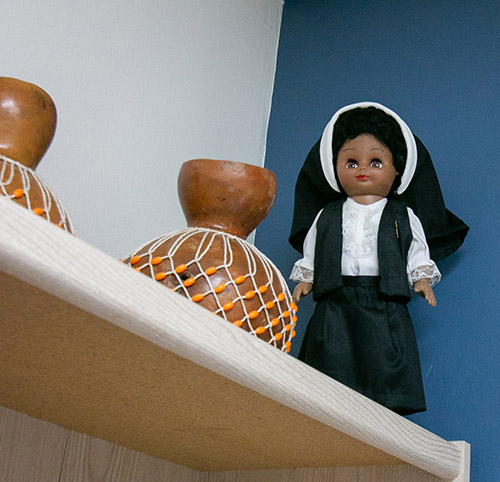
[
  {"left": 124, "top": 227, "right": 297, "bottom": 352},
  {"left": 0, "top": 155, "right": 74, "bottom": 233}
]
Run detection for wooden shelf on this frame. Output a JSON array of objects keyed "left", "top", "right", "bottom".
[{"left": 0, "top": 197, "right": 469, "bottom": 481}]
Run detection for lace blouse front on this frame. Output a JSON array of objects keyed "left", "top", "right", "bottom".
[{"left": 290, "top": 197, "right": 441, "bottom": 287}]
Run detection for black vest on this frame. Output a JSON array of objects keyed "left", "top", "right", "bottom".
[{"left": 313, "top": 199, "right": 413, "bottom": 301}]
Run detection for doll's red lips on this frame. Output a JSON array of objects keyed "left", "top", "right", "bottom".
[{"left": 356, "top": 175, "right": 368, "bottom": 180}]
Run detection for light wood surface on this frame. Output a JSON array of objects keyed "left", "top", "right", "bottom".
[
  {"left": 0, "top": 198, "right": 468, "bottom": 480},
  {"left": 59, "top": 428, "right": 201, "bottom": 481},
  {"left": 0, "top": 406, "right": 203, "bottom": 482},
  {"left": 0, "top": 406, "right": 67, "bottom": 482}
]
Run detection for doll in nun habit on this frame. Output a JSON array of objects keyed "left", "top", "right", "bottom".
[{"left": 289, "top": 102, "right": 468, "bottom": 415}]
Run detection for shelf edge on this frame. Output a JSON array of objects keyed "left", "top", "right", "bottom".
[{"left": 0, "top": 198, "right": 465, "bottom": 480}]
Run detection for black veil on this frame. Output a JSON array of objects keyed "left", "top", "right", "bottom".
[{"left": 289, "top": 105, "right": 468, "bottom": 262}]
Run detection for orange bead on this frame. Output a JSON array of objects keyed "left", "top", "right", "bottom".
[
  {"left": 289, "top": 302, "right": 298, "bottom": 312},
  {"left": 33, "top": 207, "right": 44, "bottom": 215},
  {"left": 13, "top": 188, "right": 24, "bottom": 199},
  {"left": 192, "top": 293, "right": 204, "bottom": 302},
  {"left": 151, "top": 256, "right": 163, "bottom": 266},
  {"left": 292, "top": 315, "right": 298, "bottom": 324},
  {"left": 285, "top": 342, "right": 291, "bottom": 353},
  {"left": 184, "top": 277, "right": 196, "bottom": 287},
  {"left": 285, "top": 324, "right": 292, "bottom": 332},
  {"left": 258, "top": 285, "right": 267, "bottom": 294},
  {"left": 223, "top": 301, "right": 234, "bottom": 311},
  {"left": 135, "top": 267, "right": 142, "bottom": 272},
  {"left": 248, "top": 310, "right": 259, "bottom": 319},
  {"left": 255, "top": 326, "right": 266, "bottom": 335},
  {"left": 155, "top": 272, "right": 167, "bottom": 281},
  {"left": 244, "top": 290, "right": 255, "bottom": 299},
  {"left": 275, "top": 333, "right": 283, "bottom": 341},
  {"left": 265, "top": 301, "right": 275, "bottom": 310},
  {"left": 233, "top": 320, "right": 243, "bottom": 327},
  {"left": 277, "top": 292, "right": 286, "bottom": 302},
  {"left": 175, "top": 264, "right": 187, "bottom": 274},
  {"left": 234, "top": 275, "right": 246, "bottom": 284},
  {"left": 214, "top": 284, "right": 226, "bottom": 293},
  {"left": 291, "top": 330, "right": 297, "bottom": 338},
  {"left": 130, "top": 255, "right": 141, "bottom": 265},
  {"left": 282, "top": 310, "right": 290, "bottom": 318},
  {"left": 271, "top": 318, "right": 280, "bottom": 327},
  {"left": 205, "top": 266, "right": 217, "bottom": 275}
]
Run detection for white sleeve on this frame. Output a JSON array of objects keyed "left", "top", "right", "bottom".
[
  {"left": 289, "top": 209, "right": 323, "bottom": 283},
  {"left": 407, "top": 208, "right": 441, "bottom": 287}
]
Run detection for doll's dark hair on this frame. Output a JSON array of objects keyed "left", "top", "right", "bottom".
[{"left": 332, "top": 106, "right": 407, "bottom": 192}]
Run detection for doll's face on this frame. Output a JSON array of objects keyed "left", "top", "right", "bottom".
[{"left": 336, "top": 134, "right": 399, "bottom": 202}]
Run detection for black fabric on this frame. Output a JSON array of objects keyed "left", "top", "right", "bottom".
[
  {"left": 299, "top": 276, "right": 427, "bottom": 415},
  {"left": 290, "top": 139, "right": 343, "bottom": 254},
  {"left": 313, "top": 200, "right": 413, "bottom": 301},
  {"left": 377, "top": 200, "right": 412, "bottom": 300},
  {"left": 289, "top": 136, "right": 469, "bottom": 261},
  {"left": 398, "top": 137, "right": 469, "bottom": 261},
  {"left": 312, "top": 201, "right": 343, "bottom": 300}
]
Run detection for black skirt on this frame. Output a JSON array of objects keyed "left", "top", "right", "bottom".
[{"left": 299, "top": 276, "right": 426, "bottom": 415}]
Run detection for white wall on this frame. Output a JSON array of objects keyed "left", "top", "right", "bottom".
[{"left": 2, "top": 0, "right": 283, "bottom": 257}]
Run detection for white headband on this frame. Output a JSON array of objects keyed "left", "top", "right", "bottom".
[{"left": 319, "top": 101, "right": 418, "bottom": 195}]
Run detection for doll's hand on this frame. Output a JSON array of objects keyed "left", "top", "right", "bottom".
[
  {"left": 413, "top": 278, "right": 436, "bottom": 307},
  {"left": 293, "top": 282, "right": 313, "bottom": 304}
]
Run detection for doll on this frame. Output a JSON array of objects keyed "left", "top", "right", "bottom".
[{"left": 289, "top": 102, "right": 469, "bottom": 415}]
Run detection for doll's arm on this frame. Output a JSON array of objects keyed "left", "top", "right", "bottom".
[
  {"left": 406, "top": 208, "right": 441, "bottom": 306},
  {"left": 293, "top": 281, "right": 313, "bottom": 304},
  {"left": 413, "top": 278, "right": 436, "bottom": 307},
  {"left": 290, "top": 210, "right": 322, "bottom": 304}
]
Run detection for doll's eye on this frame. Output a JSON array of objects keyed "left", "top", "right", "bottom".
[
  {"left": 370, "top": 159, "right": 383, "bottom": 168},
  {"left": 346, "top": 160, "right": 358, "bottom": 168}
]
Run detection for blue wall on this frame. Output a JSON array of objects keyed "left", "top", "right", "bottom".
[{"left": 256, "top": 1, "right": 500, "bottom": 480}]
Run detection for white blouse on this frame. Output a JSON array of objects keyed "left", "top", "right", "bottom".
[{"left": 290, "top": 197, "right": 441, "bottom": 287}]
